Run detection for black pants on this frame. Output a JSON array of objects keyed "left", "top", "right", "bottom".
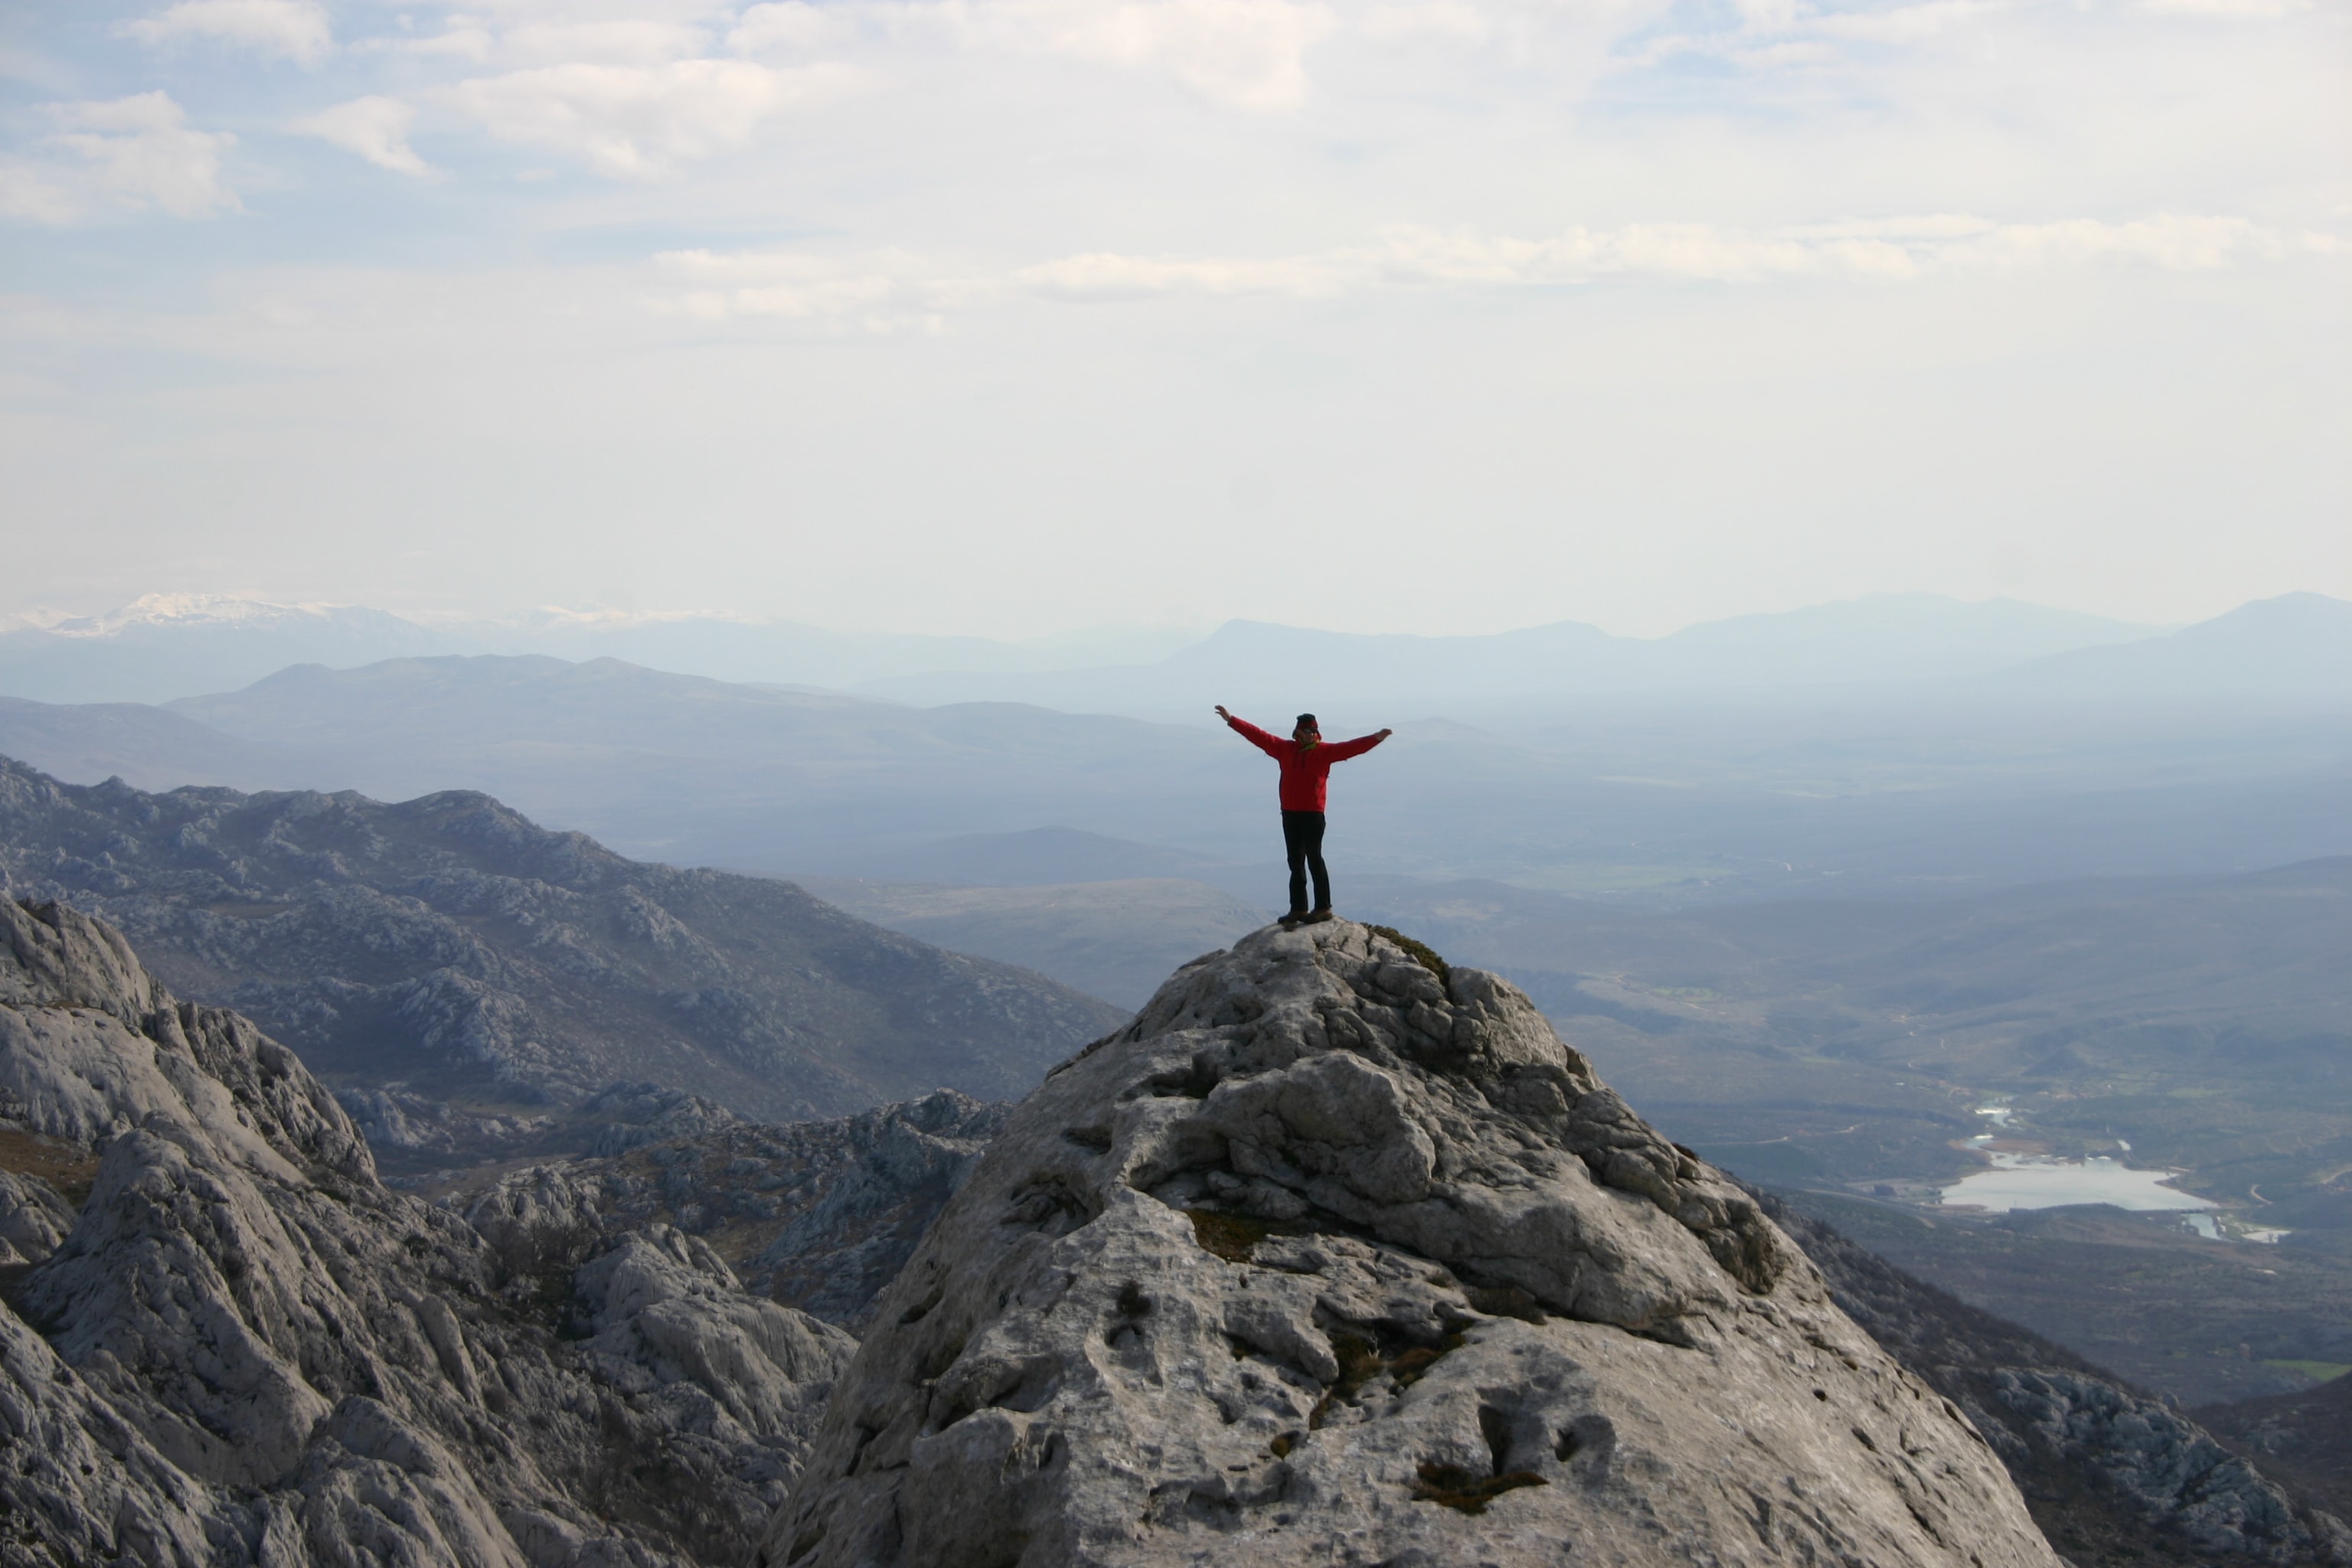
[{"left": 1282, "top": 810, "right": 1330, "bottom": 915}]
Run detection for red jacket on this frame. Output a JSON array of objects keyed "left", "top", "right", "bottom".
[{"left": 1224, "top": 715, "right": 1387, "bottom": 812}]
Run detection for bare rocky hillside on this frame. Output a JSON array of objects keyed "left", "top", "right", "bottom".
[
  {"left": 0, "top": 756, "right": 1124, "bottom": 1124},
  {"left": 0, "top": 896, "right": 861, "bottom": 1565}
]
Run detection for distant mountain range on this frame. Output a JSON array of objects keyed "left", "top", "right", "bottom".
[
  {"left": 1, "top": 646, "right": 2346, "bottom": 900},
  {"left": 1998, "top": 593, "right": 2352, "bottom": 700},
  {"left": 852, "top": 594, "right": 2166, "bottom": 715},
  {"left": 15, "top": 589, "right": 2346, "bottom": 710},
  {"left": 0, "top": 595, "right": 452, "bottom": 705},
  {"left": 0, "top": 758, "right": 1124, "bottom": 1120},
  {"left": 0, "top": 595, "right": 1197, "bottom": 705}
]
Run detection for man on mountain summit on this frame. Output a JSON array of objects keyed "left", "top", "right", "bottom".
[{"left": 1217, "top": 706, "right": 1392, "bottom": 927}]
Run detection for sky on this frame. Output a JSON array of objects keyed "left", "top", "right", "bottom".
[{"left": 1, "top": 0, "right": 2345, "bottom": 639}]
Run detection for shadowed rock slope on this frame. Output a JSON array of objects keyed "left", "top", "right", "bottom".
[
  {"left": 0, "top": 897, "right": 854, "bottom": 1566},
  {"left": 0, "top": 756, "right": 1124, "bottom": 1122},
  {"left": 1769, "top": 1196, "right": 2351, "bottom": 1567},
  {"left": 460, "top": 1085, "right": 1011, "bottom": 1331},
  {"left": 2198, "top": 1374, "right": 2352, "bottom": 1530},
  {"left": 762, "top": 920, "right": 2062, "bottom": 1568}
]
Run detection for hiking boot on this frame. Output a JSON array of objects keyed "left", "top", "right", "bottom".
[
  {"left": 1304, "top": 908, "right": 1335, "bottom": 924},
  {"left": 1278, "top": 911, "right": 1308, "bottom": 928}
]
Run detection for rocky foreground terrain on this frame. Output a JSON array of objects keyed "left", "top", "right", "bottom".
[
  {"left": 0, "top": 895, "right": 869, "bottom": 1564},
  {"left": 6, "top": 897, "right": 2345, "bottom": 1566},
  {"left": 0, "top": 757, "right": 1122, "bottom": 1122}
]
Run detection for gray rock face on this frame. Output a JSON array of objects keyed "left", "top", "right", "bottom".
[
  {"left": 0, "top": 756, "right": 1125, "bottom": 1124},
  {"left": 1992, "top": 1369, "right": 2333, "bottom": 1562},
  {"left": 0, "top": 896, "right": 854, "bottom": 1566},
  {"left": 0, "top": 1166, "right": 75, "bottom": 1263},
  {"left": 764, "top": 921, "right": 2061, "bottom": 1567},
  {"left": 462, "top": 1086, "right": 1010, "bottom": 1330},
  {"left": 2199, "top": 1373, "right": 2352, "bottom": 1537}
]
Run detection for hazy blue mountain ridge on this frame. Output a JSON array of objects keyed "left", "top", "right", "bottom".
[
  {"left": 848, "top": 593, "right": 2194, "bottom": 714},
  {"left": 2, "top": 590, "right": 2238, "bottom": 712},
  {"left": 0, "top": 596, "right": 456, "bottom": 704},
  {"left": 1999, "top": 593, "right": 2352, "bottom": 698},
  {"left": 0, "top": 596, "right": 1199, "bottom": 706},
  {"left": 0, "top": 757, "right": 1125, "bottom": 1122}
]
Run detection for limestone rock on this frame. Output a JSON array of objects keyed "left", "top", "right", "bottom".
[
  {"left": 764, "top": 920, "right": 2063, "bottom": 1568},
  {"left": 0, "top": 1167, "right": 73, "bottom": 1263},
  {"left": 1992, "top": 1368, "right": 2342, "bottom": 1565},
  {"left": 576, "top": 1224, "right": 856, "bottom": 1442},
  {"left": 0, "top": 896, "right": 852, "bottom": 1566},
  {"left": 461, "top": 1087, "right": 1008, "bottom": 1331}
]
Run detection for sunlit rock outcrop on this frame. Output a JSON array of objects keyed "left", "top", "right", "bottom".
[{"left": 763, "top": 920, "right": 2060, "bottom": 1567}]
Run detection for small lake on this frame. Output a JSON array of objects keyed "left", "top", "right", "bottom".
[{"left": 1940, "top": 1151, "right": 2213, "bottom": 1214}]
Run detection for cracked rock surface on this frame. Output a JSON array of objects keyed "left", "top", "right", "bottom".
[
  {"left": 0, "top": 896, "right": 853, "bottom": 1567},
  {"left": 763, "top": 920, "right": 2062, "bottom": 1567}
]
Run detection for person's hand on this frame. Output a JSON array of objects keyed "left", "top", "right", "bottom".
[
  {"left": 1214, "top": 704, "right": 1231, "bottom": 720},
  {"left": 1377, "top": 727, "right": 1393, "bottom": 740}
]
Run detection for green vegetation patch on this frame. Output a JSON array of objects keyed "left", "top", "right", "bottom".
[
  {"left": 1412, "top": 1462, "right": 1548, "bottom": 1514},
  {"left": 1365, "top": 925, "right": 1451, "bottom": 983},
  {"left": 2262, "top": 1359, "right": 2350, "bottom": 1386}
]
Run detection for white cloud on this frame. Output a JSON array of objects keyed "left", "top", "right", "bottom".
[
  {"left": 985, "top": 0, "right": 1339, "bottom": 110},
  {"left": 646, "top": 211, "right": 2312, "bottom": 318},
  {"left": 1016, "top": 250, "right": 1348, "bottom": 296},
  {"left": 292, "top": 96, "right": 433, "bottom": 175},
  {"left": 729, "top": 2, "right": 845, "bottom": 55},
  {"left": 651, "top": 247, "right": 982, "bottom": 330},
  {"left": 0, "top": 162, "right": 81, "bottom": 225},
  {"left": 119, "top": 0, "right": 332, "bottom": 65},
  {"left": 2141, "top": 0, "right": 2309, "bottom": 14},
  {"left": 0, "top": 93, "right": 239, "bottom": 224},
  {"left": 1808, "top": 0, "right": 2000, "bottom": 42},
  {"left": 501, "top": 20, "right": 714, "bottom": 66},
  {"left": 446, "top": 59, "right": 863, "bottom": 178},
  {"left": 1359, "top": 0, "right": 1494, "bottom": 44},
  {"left": 1373, "top": 214, "right": 2287, "bottom": 283},
  {"left": 390, "top": 24, "right": 497, "bottom": 61},
  {"left": 1628, "top": 0, "right": 2007, "bottom": 70}
]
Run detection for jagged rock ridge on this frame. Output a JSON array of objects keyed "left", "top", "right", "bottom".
[
  {"left": 0, "top": 897, "right": 854, "bottom": 1566},
  {"left": 462, "top": 1084, "right": 1010, "bottom": 1331},
  {"left": 0, "top": 756, "right": 1124, "bottom": 1121},
  {"left": 765, "top": 920, "right": 2063, "bottom": 1566},
  {"left": 2200, "top": 1374, "right": 2352, "bottom": 1534}
]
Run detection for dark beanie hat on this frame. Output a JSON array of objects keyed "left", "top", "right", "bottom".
[{"left": 1296, "top": 714, "right": 1318, "bottom": 729}]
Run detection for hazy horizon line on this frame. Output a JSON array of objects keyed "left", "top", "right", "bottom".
[{"left": 34, "top": 583, "right": 2346, "bottom": 647}]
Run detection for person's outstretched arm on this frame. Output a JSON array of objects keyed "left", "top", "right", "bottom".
[
  {"left": 1322, "top": 727, "right": 1393, "bottom": 762},
  {"left": 1215, "top": 705, "right": 1285, "bottom": 759}
]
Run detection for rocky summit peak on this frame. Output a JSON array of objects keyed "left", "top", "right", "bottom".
[{"left": 764, "top": 919, "right": 2060, "bottom": 1568}]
